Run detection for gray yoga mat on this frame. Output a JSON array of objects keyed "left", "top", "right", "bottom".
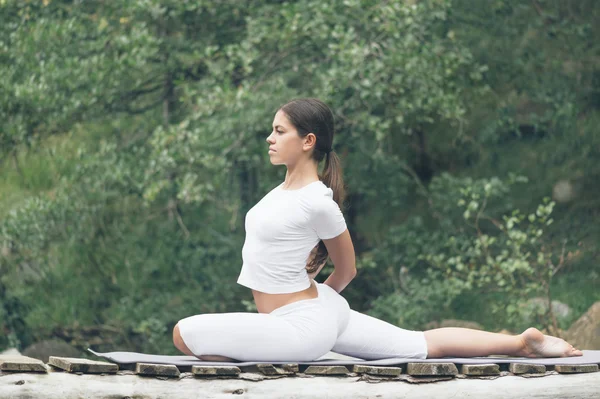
[{"left": 88, "top": 348, "right": 600, "bottom": 367}]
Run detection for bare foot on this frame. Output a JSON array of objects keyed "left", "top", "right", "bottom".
[{"left": 517, "top": 327, "right": 583, "bottom": 358}]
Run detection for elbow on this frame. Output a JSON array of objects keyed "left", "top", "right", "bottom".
[
  {"left": 333, "top": 265, "right": 357, "bottom": 279},
  {"left": 345, "top": 259, "right": 358, "bottom": 278},
  {"left": 345, "top": 267, "right": 358, "bottom": 285}
]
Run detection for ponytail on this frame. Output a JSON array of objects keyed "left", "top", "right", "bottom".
[
  {"left": 321, "top": 151, "right": 345, "bottom": 207},
  {"left": 306, "top": 150, "right": 346, "bottom": 274}
]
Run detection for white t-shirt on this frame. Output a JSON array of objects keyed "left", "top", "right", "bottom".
[{"left": 237, "top": 180, "right": 347, "bottom": 294}]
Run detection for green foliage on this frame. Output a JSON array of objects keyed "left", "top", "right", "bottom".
[{"left": 368, "top": 173, "right": 589, "bottom": 332}]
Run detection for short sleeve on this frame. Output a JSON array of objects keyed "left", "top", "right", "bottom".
[{"left": 310, "top": 196, "right": 347, "bottom": 240}]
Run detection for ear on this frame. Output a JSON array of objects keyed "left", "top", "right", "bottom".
[{"left": 303, "top": 133, "right": 317, "bottom": 152}]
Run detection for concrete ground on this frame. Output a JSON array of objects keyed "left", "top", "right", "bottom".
[{"left": 1, "top": 369, "right": 599, "bottom": 399}]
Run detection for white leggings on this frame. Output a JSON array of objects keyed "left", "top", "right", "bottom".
[{"left": 177, "top": 282, "right": 428, "bottom": 362}]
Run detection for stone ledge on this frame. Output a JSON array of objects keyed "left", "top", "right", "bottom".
[
  {"left": 48, "top": 357, "right": 118, "bottom": 374},
  {"left": 135, "top": 363, "right": 180, "bottom": 378},
  {"left": 353, "top": 365, "right": 402, "bottom": 377},
  {"left": 509, "top": 363, "right": 546, "bottom": 375},
  {"left": 460, "top": 364, "right": 500, "bottom": 376},
  {"left": 1, "top": 371, "right": 599, "bottom": 399},
  {"left": 304, "top": 365, "right": 350, "bottom": 375},
  {"left": 0, "top": 355, "right": 48, "bottom": 373},
  {"left": 554, "top": 364, "right": 599, "bottom": 374},
  {"left": 407, "top": 363, "right": 458, "bottom": 376},
  {"left": 257, "top": 363, "right": 296, "bottom": 375},
  {"left": 192, "top": 365, "right": 241, "bottom": 376}
]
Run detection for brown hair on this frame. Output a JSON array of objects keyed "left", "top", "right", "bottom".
[{"left": 279, "top": 98, "right": 345, "bottom": 274}]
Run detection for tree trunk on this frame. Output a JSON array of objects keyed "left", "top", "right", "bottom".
[
  {"left": 414, "top": 128, "right": 433, "bottom": 183},
  {"left": 12, "top": 150, "right": 25, "bottom": 182}
]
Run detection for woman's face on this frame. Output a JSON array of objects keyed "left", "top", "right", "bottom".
[{"left": 266, "top": 110, "right": 312, "bottom": 166}]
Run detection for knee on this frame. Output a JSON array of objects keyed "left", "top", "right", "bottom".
[{"left": 173, "top": 322, "right": 194, "bottom": 356}]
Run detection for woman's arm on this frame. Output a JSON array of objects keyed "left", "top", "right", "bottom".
[{"left": 321, "top": 229, "right": 357, "bottom": 293}]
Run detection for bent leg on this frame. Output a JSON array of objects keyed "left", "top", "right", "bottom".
[
  {"left": 173, "top": 323, "right": 194, "bottom": 356},
  {"left": 174, "top": 307, "right": 337, "bottom": 362},
  {"left": 173, "top": 323, "right": 235, "bottom": 361},
  {"left": 331, "top": 309, "right": 428, "bottom": 360}
]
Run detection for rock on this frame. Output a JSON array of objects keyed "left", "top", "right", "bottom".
[
  {"left": 48, "top": 357, "right": 118, "bottom": 374},
  {"left": 256, "top": 363, "right": 295, "bottom": 376},
  {"left": 135, "top": 363, "right": 179, "bottom": 378},
  {"left": 192, "top": 365, "right": 240, "bottom": 376},
  {"left": 22, "top": 339, "right": 81, "bottom": 363},
  {"left": 282, "top": 364, "right": 299, "bottom": 373},
  {"left": 460, "top": 364, "right": 500, "bottom": 376},
  {"left": 554, "top": 364, "right": 599, "bottom": 374},
  {"left": 566, "top": 301, "right": 600, "bottom": 350},
  {"left": 304, "top": 365, "right": 350, "bottom": 375},
  {"left": 1, "top": 369, "right": 600, "bottom": 398},
  {"left": 352, "top": 365, "right": 402, "bottom": 377},
  {"left": 509, "top": 363, "right": 546, "bottom": 374},
  {"left": 0, "top": 355, "right": 48, "bottom": 372},
  {"left": 407, "top": 363, "right": 458, "bottom": 376},
  {"left": 552, "top": 180, "right": 575, "bottom": 203},
  {"left": 425, "top": 319, "right": 484, "bottom": 330}
]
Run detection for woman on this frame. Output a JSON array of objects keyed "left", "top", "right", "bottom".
[{"left": 172, "top": 98, "right": 582, "bottom": 362}]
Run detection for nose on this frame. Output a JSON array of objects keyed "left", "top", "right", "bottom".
[{"left": 266, "top": 132, "right": 275, "bottom": 144}]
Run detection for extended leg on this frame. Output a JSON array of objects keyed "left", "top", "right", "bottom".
[
  {"left": 331, "top": 309, "right": 583, "bottom": 360},
  {"left": 332, "top": 309, "right": 428, "bottom": 360},
  {"left": 424, "top": 327, "right": 583, "bottom": 358}
]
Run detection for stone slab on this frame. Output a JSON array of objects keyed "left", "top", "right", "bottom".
[
  {"left": 282, "top": 363, "right": 299, "bottom": 373},
  {"left": 257, "top": 363, "right": 294, "bottom": 375},
  {"left": 461, "top": 364, "right": 500, "bottom": 376},
  {"left": 509, "top": 363, "right": 546, "bottom": 374},
  {"left": 407, "top": 363, "right": 458, "bottom": 376},
  {"left": 48, "top": 357, "right": 118, "bottom": 374},
  {"left": 304, "top": 365, "right": 350, "bottom": 375},
  {"left": 135, "top": 363, "right": 180, "bottom": 378},
  {"left": 192, "top": 365, "right": 241, "bottom": 376},
  {"left": 0, "top": 355, "right": 48, "bottom": 373},
  {"left": 352, "top": 365, "right": 402, "bottom": 376},
  {"left": 554, "top": 364, "right": 599, "bottom": 374}
]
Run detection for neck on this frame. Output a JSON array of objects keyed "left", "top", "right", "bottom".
[{"left": 283, "top": 158, "right": 319, "bottom": 190}]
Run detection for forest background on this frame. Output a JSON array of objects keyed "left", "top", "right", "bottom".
[{"left": 1, "top": 0, "right": 598, "bottom": 355}]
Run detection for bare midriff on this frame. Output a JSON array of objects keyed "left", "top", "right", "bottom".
[{"left": 253, "top": 279, "right": 319, "bottom": 314}]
